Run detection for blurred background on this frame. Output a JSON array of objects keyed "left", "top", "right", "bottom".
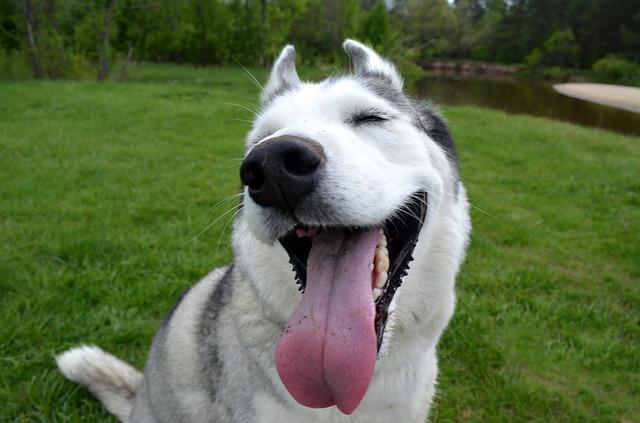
[
  {"left": 2, "top": 0, "right": 640, "bottom": 134},
  {"left": 1, "top": 1, "right": 638, "bottom": 422}
]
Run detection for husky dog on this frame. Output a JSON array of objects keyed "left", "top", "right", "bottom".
[{"left": 56, "top": 40, "right": 471, "bottom": 422}]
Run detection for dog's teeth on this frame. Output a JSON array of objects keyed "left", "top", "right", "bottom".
[
  {"left": 376, "top": 256, "right": 389, "bottom": 273},
  {"left": 377, "top": 231, "right": 387, "bottom": 247},
  {"left": 375, "top": 271, "right": 388, "bottom": 288},
  {"left": 375, "top": 247, "right": 389, "bottom": 271},
  {"left": 373, "top": 288, "right": 383, "bottom": 300},
  {"left": 370, "top": 263, "right": 374, "bottom": 271}
]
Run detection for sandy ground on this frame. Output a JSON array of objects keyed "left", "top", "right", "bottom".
[{"left": 553, "top": 83, "right": 640, "bottom": 113}]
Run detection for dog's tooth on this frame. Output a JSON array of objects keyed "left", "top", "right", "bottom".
[
  {"left": 370, "top": 263, "right": 374, "bottom": 271},
  {"left": 375, "top": 256, "right": 389, "bottom": 273},
  {"left": 375, "top": 271, "right": 388, "bottom": 288},
  {"left": 376, "top": 247, "right": 388, "bottom": 262},
  {"left": 378, "top": 232, "right": 387, "bottom": 248},
  {"left": 373, "top": 288, "right": 383, "bottom": 300}
]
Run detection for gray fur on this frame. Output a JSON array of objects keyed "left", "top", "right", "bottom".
[
  {"left": 198, "top": 264, "right": 232, "bottom": 403},
  {"left": 332, "top": 74, "right": 459, "bottom": 173},
  {"left": 56, "top": 40, "right": 470, "bottom": 423},
  {"left": 261, "top": 45, "right": 301, "bottom": 104}
]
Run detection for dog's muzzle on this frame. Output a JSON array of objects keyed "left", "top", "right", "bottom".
[{"left": 240, "top": 136, "right": 324, "bottom": 212}]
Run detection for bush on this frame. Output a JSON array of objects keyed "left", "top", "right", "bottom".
[
  {"left": 592, "top": 55, "right": 640, "bottom": 86},
  {"left": 524, "top": 47, "right": 543, "bottom": 70},
  {"left": 358, "top": 2, "right": 392, "bottom": 50},
  {"left": 524, "top": 29, "right": 579, "bottom": 71},
  {"left": 0, "top": 48, "right": 32, "bottom": 80},
  {"left": 542, "top": 29, "right": 579, "bottom": 68}
]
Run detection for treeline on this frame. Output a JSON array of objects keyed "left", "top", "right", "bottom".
[{"left": 1, "top": 0, "right": 639, "bottom": 81}]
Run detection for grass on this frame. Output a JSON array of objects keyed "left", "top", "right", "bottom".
[{"left": 1, "top": 62, "right": 638, "bottom": 422}]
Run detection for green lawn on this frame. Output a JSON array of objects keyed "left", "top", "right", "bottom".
[{"left": 1, "top": 63, "right": 638, "bottom": 422}]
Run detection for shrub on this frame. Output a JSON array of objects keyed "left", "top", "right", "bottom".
[
  {"left": 542, "top": 29, "right": 579, "bottom": 68},
  {"left": 0, "top": 48, "right": 32, "bottom": 80},
  {"left": 592, "top": 55, "right": 640, "bottom": 86}
]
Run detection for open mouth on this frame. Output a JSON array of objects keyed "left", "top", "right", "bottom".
[{"left": 275, "top": 191, "right": 427, "bottom": 414}]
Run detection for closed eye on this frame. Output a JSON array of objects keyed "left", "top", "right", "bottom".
[{"left": 349, "top": 110, "right": 389, "bottom": 126}]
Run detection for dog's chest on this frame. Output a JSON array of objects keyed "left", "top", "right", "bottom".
[{"left": 252, "top": 346, "right": 436, "bottom": 423}]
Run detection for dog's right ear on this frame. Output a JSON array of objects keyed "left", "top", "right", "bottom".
[
  {"left": 343, "top": 39, "right": 403, "bottom": 90},
  {"left": 261, "top": 45, "right": 301, "bottom": 105}
]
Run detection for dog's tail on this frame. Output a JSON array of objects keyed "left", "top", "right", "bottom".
[{"left": 56, "top": 345, "right": 142, "bottom": 422}]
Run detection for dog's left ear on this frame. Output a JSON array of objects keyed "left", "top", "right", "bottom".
[
  {"left": 343, "top": 39, "right": 403, "bottom": 90},
  {"left": 261, "top": 45, "right": 301, "bottom": 105}
]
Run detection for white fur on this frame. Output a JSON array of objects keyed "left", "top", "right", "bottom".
[
  {"left": 56, "top": 345, "right": 142, "bottom": 421},
  {"left": 56, "top": 41, "right": 470, "bottom": 422},
  {"left": 344, "top": 39, "right": 403, "bottom": 89},
  {"left": 261, "top": 45, "right": 301, "bottom": 104},
  {"left": 233, "top": 43, "right": 470, "bottom": 422}
]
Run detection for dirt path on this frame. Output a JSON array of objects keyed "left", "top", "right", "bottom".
[{"left": 553, "top": 83, "right": 640, "bottom": 113}]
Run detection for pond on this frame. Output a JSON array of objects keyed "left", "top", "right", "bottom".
[{"left": 411, "top": 75, "right": 640, "bottom": 137}]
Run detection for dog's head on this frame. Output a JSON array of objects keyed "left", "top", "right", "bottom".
[{"left": 236, "top": 40, "right": 460, "bottom": 415}]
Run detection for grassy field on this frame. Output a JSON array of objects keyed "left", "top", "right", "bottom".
[{"left": 1, "top": 63, "right": 638, "bottom": 422}]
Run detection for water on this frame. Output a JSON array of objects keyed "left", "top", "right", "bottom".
[{"left": 411, "top": 75, "right": 640, "bottom": 137}]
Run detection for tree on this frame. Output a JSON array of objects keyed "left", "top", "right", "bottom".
[
  {"left": 541, "top": 28, "right": 579, "bottom": 67},
  {"left": 394, "top": 0, "right": 457, "bottom": 59},
  {"left": 358, "top": 1, "right": 392, "bottom": 50},
  {"left": 21, "top": 0, "right": 43, "bottom": 77},
  {"left": 97, "top": 0, "right": 116, "bottom": 80}
]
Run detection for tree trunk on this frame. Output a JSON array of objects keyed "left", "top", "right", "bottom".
[
  {"left": 98, "top": 0, "right": 116, "bottom": 81},
  {"left": 259, "top": 0, "right": 267, "bottom": 65},
  {"left": 45, "top": 0, "right": 57, "bottom": 28},
  {"left": 194, "top": 0, "right": 208, "bottom": 65},
  {"left": 21, "top": 0, "right": 43, "bottom": 78},
  {"left": 260, "top": 0, "right": 266, "bottom": 31},
  {"left": 120, "top": 30, "right": 138, "bottom": 80}
]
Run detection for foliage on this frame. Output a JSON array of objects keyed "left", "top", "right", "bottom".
[
  {"left": 0, "top": 0, "right": 639, "bottom": 81},
  {"left": 524, "top": 29, "right": 580, "bottom": 71},
  {"left": 0, "top": 47, "right": 30, "bottom": 79},
  {"left": 541, "top": 29, "right": 580, "bottom": 68},
  {"left": 592, "top": 54, "right": 640, "bottom": 86},
  {"left": 358, "top": 2, "right": 392, "bottom": 51},
  {"left": 1, "top": 64, "right": 639, "bottom": 420}
]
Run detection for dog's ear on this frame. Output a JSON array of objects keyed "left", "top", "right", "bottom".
[
  {"left": 343, "top": 39, "right": 403, "bottom": 90},
  {"left": 261, "top": 45, "right": 301, "bottom": 105}
]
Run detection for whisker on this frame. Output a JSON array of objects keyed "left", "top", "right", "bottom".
[
  {"left": 238, "top": 62, "right": 264, "bottom": 92},
  {"left": 437, "top": 191, "right": 500, "bottom": 222},
  {"left": 184, "top": 204, "right": 242, "bottom": 245},
  {"left": 215, "top": 205, "right": 244, "bottom": 254},
  {"left": 225, "top": 102, "right": 260, "bottom": 117},
  {"left": 396, "top": 206, "right": 424, "bottom": 226},
  {"left": 468, "top": 202, "right": 498, "bottom": 221},
  {"left": 207, "top": 192, "right": 243, "bottom": 214}
]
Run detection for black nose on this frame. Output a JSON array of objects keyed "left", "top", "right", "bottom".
[{"left": 240, "top": 136, "right": 324, "bottom": 211}]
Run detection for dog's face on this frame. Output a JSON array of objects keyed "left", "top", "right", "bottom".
[{"left": 236, "top": 40, "right": 459, "bottom": 415}]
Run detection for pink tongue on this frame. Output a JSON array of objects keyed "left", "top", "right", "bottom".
[{"left": 275, "top": 229, "right": 379, "bottom": 415}]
